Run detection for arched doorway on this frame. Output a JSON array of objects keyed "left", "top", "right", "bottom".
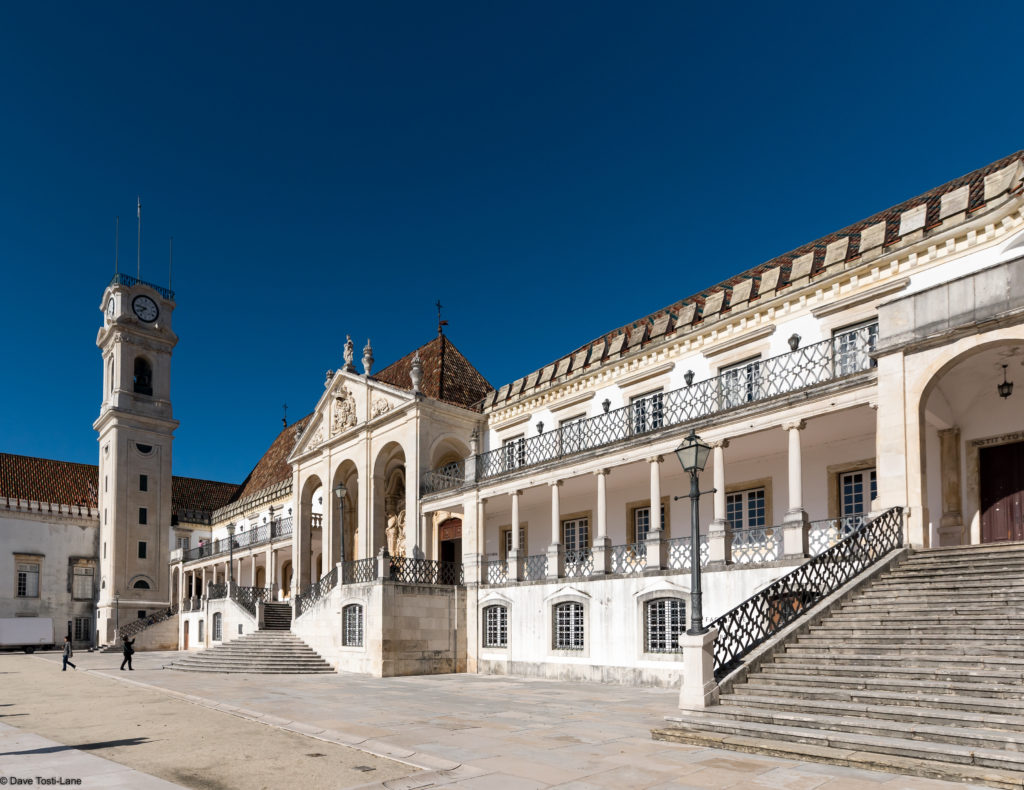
[
  {"left": 183, "top": 620, "right": 189, "bottom": 650},
  {"left": 280, "top": 561, "right": 293, "bottom": 598},
  {"left": 372, "top": 442, "right": 407, "bottom": 557},
  {"left": 439, "top": 517, "right": 462, "bottom": 563},
  {"left": 255, "top": 566, "right": 266, "bottom": 588}
]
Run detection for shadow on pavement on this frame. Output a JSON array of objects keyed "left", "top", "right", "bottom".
[{"left": 2, "top": 737, "right": 151, "bottom": 755}]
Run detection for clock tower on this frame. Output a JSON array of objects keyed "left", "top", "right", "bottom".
[{"left": 94, "top": 274, "right": 179, "bottom": 644}]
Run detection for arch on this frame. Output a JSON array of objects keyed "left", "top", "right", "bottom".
[
  {"left": 255, "top": 566, "right": 266, "bottom": 588},
  {"left": 133, "top": 356, "right": 153, "bottom": 396},
  {"left": 295, "top": 473, "right": 325, "bottom": 593},
  {"left": 331, "top": 459, "right": 359, "bottom": 563},
  {"left": 133, "top": 580, "right": 150, "bottom": 589},
  {"left": 428, "top": 435, "right": 470, "bottom": 471},
  {"left": 280, "top": 561, "right": 293, "bottom": 598},
  {"left": 128, "top": 574, "right": 154, "bottom": 590},
  {"left": 372, "top": 441, "right": 407, "bottom": 557}
]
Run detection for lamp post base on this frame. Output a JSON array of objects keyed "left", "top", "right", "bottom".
[{"left": 678, "top": 627, "right": 720, "bottom": 710}]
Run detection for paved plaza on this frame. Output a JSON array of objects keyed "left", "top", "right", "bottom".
[{"left": 0, "top": 650, "right": 989, "bottom": 790}]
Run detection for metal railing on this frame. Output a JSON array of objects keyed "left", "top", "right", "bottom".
[
  {"left": 425, "top": 325, "right": 878, "bottom": 492},
  {"left": 207, "top": 583, "right": 227, "bottom": 599},
  {"left": 610, "top": 542, "right": 647, "bottom": 574},
  {"left": 523, "top": 553, "right": 548, "bottom": 580},
  {"left": 118, "top": 602, "right": 178, "bottom": 641},
  {"left": 388, "top": 557, "right": 463, "bottom": 585},
  {"left": 230, "top": 585, "right": 272, "bottom": 617},
  {"left": 342, "top": 558, "right": 378, "bottom": 584},
  {"left": 420, "top": 460, "right": 466, "bottom": 496},
  {"left": 109, "top": 272, "right": 175, "bottom": 301},
  {"left": 565, "top": 548, "right": 594, "bottom": 579},
  {"left": 731, "top": 525, "right": 782, "bottom": 565},
  {"left": 485, "top": 559, "right": 509, "bottom": 584},
  {"left": 296, "top": 566, "right": 339, "bottom": 616},
  {"left": 666, "top": 534, "right": 709, "bottom": 570},
  {"left": 809, "top": 514, "right": 868, "bottom": 556},
  {"left": 180, "top": 517, "right": 293, "bottom": 563},
  {"left": 710, "top": 506, "right": 903, "bottom": 679}
]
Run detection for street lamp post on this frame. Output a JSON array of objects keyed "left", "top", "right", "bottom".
[
  {"left": 674, "top": 429, "right": 713, "bottom": 635},
  {"left": 333, "top": 483, "right": 347, "bottom": 579},
  {"left": 114, "top": 592, "right": 120, "bottom": 642},
  {"left": 227, "top": 523, "right": 236, "bottom": 586}
]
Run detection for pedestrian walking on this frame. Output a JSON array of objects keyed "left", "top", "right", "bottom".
[
  {"left": 120, "top": 636, "right": 135, "bottom": 670},
  {"left": 62, "top": 636, "right": 76, "bottom": 671}
]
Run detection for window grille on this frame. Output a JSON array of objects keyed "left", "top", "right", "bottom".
[
  {"left": 631, "top": 391, "right": 664, "bottom": 433},
  {"left": 483, "top": 605, "right": 508, "bottom": 647},
  {"left": 645, "top": 598, "right": 685, "bottom": 653},
  {"left": 343, "top": 604, "right": 364, "bottom": 646},
  {"left": 72, "top": 566, "right": 94, "bottom": 600},
  {"left": 553, "top": 602, "right": 584, "bottom": 650},
  {"left": 212, "top": 612, "right": 222, "bottom": 641},
  {"left": 17, "top": 563, "right": 39, "bottom": 597}
]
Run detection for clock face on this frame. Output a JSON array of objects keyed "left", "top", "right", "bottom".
[{"left": 132, "top": 295, "right": 159, "bottom": 323}]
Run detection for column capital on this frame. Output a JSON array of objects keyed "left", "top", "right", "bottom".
[
  {"left": 782, "top": 419, "right": 807, "bottom": 432},
  {"left": 648, "top": 455, "right": 664, "bottom": 465},
  {"left": 593, "top": 468, "right": 611, "bottom": 477},
  {"left": 510, "top": 489, "right": 523, "bottom": 498},
  {"left": 709, "top": 439, "right": 730, "bottom": 450},
  {"left": 548, "top": 480, "right": 563, "bottom": 488}
]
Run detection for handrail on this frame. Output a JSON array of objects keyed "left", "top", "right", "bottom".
[
  {"left": 109, "top": 272, "right": 175, "bottom": 301},
  {"left": 230, "top": 585, "right": 271, "bottom": 617},
  {"left": 118, "top": 602, "right": 178, "bottom": 641},
  {"left": 180, "top": 517, "right": 293, "bottom": 563},
  {"left": 710, "top": 506, "right": 903, "bottom": 680},
  {"left": 295, "top": 566, "right": 339, "bottom": 616}
]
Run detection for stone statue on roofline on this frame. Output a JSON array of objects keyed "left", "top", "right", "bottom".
[{"left": 343, "top": 335, "right": 355, "bottom": 372}]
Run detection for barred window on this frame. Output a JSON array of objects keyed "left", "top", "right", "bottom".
[
  {"left": 212, "top": 612, "right": 222, "bottom": 641},
  {"left": 17, "top": 563, "right": 39, "bottom": 598},
  {"left": 645, "top": 598, "right": 685, "bottom": 653},
  {"left": 483, "top": 605, "right": 507, "bottom": 648},
  {"left": 553, "top": 602, "right": 584, "bottom": 650},
  {"left": 343, "top": 604, "right": 363, "bottom": 647},
  {"left": 73, "top": 616, "right": 91, "bottom": 642},
  {"left": 72, "top": 566, "right": 94, "bottom": 600},
  {"left": 198, "top": 619, "right": 205, "bottom": 641},
  {"left": 504, "top": 436, "right": 526, "bottom": 470}
]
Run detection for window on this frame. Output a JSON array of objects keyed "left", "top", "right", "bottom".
[
  {"left": 553, "top": 602, "right": 584, "bottom": 650},
  {"left": 483, "top": 605, "right": 508, "bottom": 648},
  {"left": 503, "top": 435, "right": 525, "bottom": 470},
  {"left": 198, "top": 619, "right": 204, "bottom": 641},
  {"left": 840, "top": 468, "right": 876, "bottom": 532},
  {"left": 139, "top": 474, "right": 148, "bottom": 491},
  {"left": 631, "top": 503, "right": 666, "bottom": 543},
  {"left": 133, "top": 579, "right": 150, "bottom": 589},
  {"left": 138, "top": 507, "right": 147, "bottom": 525},
  {"left": 17, "top": 562, "right": 40, "bottom": 598},
  {"left": 72, "top": 566, "right": 94, "bottom": 600},
  {"left": 212, "top": 612, "right": 222, "bottom": 641},
  {"left": 136, "top": 444, "right": 153, "bottom": 454},
  {"left": 631, "top": 391, "right": 663, "bottom": 433},
  {"left": 721, "top": 358, "right": 761, "bottom": 408},
  {"left": 502, "top": 525, "right": 527, "bottom": 559},
  {"left": 833, "top": 321, "right": 878, "bottom": 376},
  {"left": 138, "top": 541, "right": 147, "bottom": 559},
  {"left": 562, "top": 517, "right": 589, "bottom": 553},
  {"left": 645, "top": 598, "right": 685, "bottom": 653},
  {"left": 559, "top": 414, "right": 586, "bottom": 454},
  {"left": 726, "top": 488, "right": 766, "bottom": 532},
  {"left": 73, "top": 617, "right": 91, "bottom": 643},
  {"left": 133, "top": 357, "right": 153, "bottom": 396},
  {"left": 343, "top": 604, "right": 364, "bottom": 646},
  {"left": 175, "top": 536, "right": 190, "bottom": 551}
]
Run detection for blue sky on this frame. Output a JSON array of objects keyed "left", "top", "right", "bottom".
[{"left": 1, "top": 1, "right": 1020, "bottom": 484}]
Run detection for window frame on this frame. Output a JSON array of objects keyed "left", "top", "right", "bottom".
[
  {"left": 342, "top": 603, "right": 364, "bottom": 647},
  {"left": 503, "top": 435, "right": 526, "bottom": 470},
  {"left": 630, "top": 390, "right": 664, "bottom": 434},
  {"left": 719, "top": 356, "right": 762, "bottom": 409},
  {"left": 212, "top": 612, "right": 222, "bottom": 641},
  {"left": 71, "top": 565, "right": 95, "bottom": 600},
  {"left": 832, "top": 320, "right": 879, "bottom": 377},
  {"left": 16, "top": 557, "right": 41, "bottom": 598},
  {"left": 482, "top": 604, "right": 508, "bottom": 648},
  {"left": 552, "top": 601, "right": 585, "bottom": 652},
  {"left": 500, "top": 524, "right": 528, "bottom": 560},
  {"left": 626, "top": 498, "right": 670, "bottom": 544},
  {"left": 644, "top": 597, "right": 686, "bottom": 654}
]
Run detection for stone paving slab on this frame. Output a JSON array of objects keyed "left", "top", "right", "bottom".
[{"left": 21, "top": 649, "right": 996, "bottom": 790}]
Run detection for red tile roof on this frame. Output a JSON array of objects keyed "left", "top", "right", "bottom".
[{"left": 374, "top": 334, "right": 493, "bottom": 410}]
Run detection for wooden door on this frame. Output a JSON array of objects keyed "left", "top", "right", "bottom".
[
  {"left": 981, "top": 441, "right": 1024, "bottom": 543},
  {"left": 183, "top": 620, "right": 189, "bottom": 650}
]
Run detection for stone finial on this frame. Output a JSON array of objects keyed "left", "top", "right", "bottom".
[
  {"left": 469, "top": 427, "right": 480, "bottom": 455},
  {"left": 410, "top": 351, "right": 423, "bottom": 394},
  {"left": 362, "top": 339, "right": 374, "bottom": 376},
  {"left": 325, "top": 369, "right": 334, "bottom": 388},
  {"left": 342, "top": 335, "right": 355, "bottom": 372}
]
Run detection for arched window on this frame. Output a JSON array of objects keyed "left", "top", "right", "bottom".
[
  {"left": 133, "top": 357, "right": 153, "bottom": 396},
  {"left": 553, "top": 602, "right": 584, "bottom": 650},
  {"left": 198, "top": 619, "right": 204, "bottom": 641},
  {"left": 132, "top": 579, "right": 150, "bottom": 589},
  {"left": 342, "top": 604, "right": 363, "bottom": 646},
  {"left": 212, "top": 612, "right": 222, "bottom": 641},
  {"left": 645, "top": 597, "right": 685, "bottom": 653},
  {"left": 483, "top": 605, "right": 508, "bottom": 648}
]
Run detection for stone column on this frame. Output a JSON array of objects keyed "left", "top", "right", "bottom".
[
  {"left": 462, "top": 494, "right": 482, "bottom": 585},
  {"left": 678, "top": 627, "right": 720, "bottom": 709},
  {"left": 201, "top": 566, "right": 207, "bottom": 597},
  {"left": 248, "top": 557, "right": 256, "bottom": 587},
  {"left": 295, "top": 471, "right": 312, "bottom": 593},
  {"left": 938, "top": 427, "right": 964, "bottom": 546},
  {"left": 419, "top": 512, "right": 430, "bottom": 560},
  {"left": 546, "top": 481, "right": 564, "bottom": 579},
  {"left": 708, "top": 441, "right": 732, "bottom": 564},
  {"left": 782, "top": 420, "right": 810, "bottom": 557},
  {"left": 265, "top": 546, "right": 275, "bottom": 598},
  {"left": 592, "top": 469, "right": 611, "bottom": 574},
  {"left": 508, "top": 490, "right": 525, "bottom": 581},
  {"left": 645, "top": 456, "right": 667, "bottom": 570}
]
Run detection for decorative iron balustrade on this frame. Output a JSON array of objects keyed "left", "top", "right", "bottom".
[
  {"left": 809, "top": 514, "right": 868, "bottom": 556},
  {"left": 485, "top": 559, "right": 509, "bottom": 585},
  {"left": 184, "top": 595, "right": 202, "bottom": 612},
  {"left": 420, "top": 460, "right": 465, "bottom": 496},
  {"left": 109, "top": 272, "right": 175, "bottom": 301},
  {"left": 118, "top": 602, "right": 178, "bottom": 640},
  {"left": 296, "top": 566, "right": 339, "bottom": 616},
  {"left": 341, "top": 558, "right": 378, "bottom": 584},
  {"left": 180, "top": 517, "right": 293, "bottom": 563},
  {"left": 207, "top": 583, "right": 227, "bottom": 599},
  {"left": 666, "top": 535, "right": 709, "bottom": 570},
  {"left": 711, "top": 506, "right": 903, "bottom": 680},
  {"left": 388, "top": 556, "right": 464, "bottom": 585},
  {"left": 731, "top": 525, "right": 782, "bottom": 565},
  {"left": 463, "top": 325, "right": 879, "bottom": 483},
  {"left": 230, "top": 585, "right": 272, "bottom": 617},
  {"left": 610, "top": 542, "right": 647, "bottom": 574},
  {"left": 564, "top": 548, "right": 594, "bottom": 579},
  {"left": 522, "top": 553, "right": 548, "bottom": 580}
]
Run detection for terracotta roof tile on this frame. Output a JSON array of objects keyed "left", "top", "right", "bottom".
[{"left": 373, "top": 335, "right": 493, "bottom": 410}]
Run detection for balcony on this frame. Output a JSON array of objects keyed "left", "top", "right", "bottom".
[
  {"left": 422, "top": 325, "right": 878, "bottom": 495},
  {"left": 178, "top": 517, "right": 293, "bottom": 564}
]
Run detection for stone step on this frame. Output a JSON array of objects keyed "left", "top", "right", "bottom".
[
  {"left": 821, "top": 612, "right": 1017, "bottom": 626},
  {"left": 764, "top": 660, "right": 1024, "bottom": 684},
  {"left": 795, "top": 634, "right": 1024, "bottom": 649},
  {"left": 166, "top": 632, "right": 331, "bottom": 674},
  {"left": 781, "top": 645, "right": 1024, "bottom": 662},
  {"left": 809, "top": 623, "right": 1022, "bottom": 637},
  {"left": 737, "top": 676, "right": 1024, "bottom": 704},
  {"left": 863, "top": 578, "right": 1024, "bottom": 591}
]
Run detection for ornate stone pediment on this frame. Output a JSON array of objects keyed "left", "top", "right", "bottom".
[{"left": 371, "top": 398, "right": 391, "bottom": 419}]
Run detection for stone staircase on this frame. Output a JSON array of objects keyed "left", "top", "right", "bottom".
[
  {"left": 165, "top": 630, "right": 333, "bottom": 674},
  {"left": 654, "top": 542, "right": 1024, "bottom": 789},
  {"left": 262, "top": 602, "right": 292, "bottom": 630}
]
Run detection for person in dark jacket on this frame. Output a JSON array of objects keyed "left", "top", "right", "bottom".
[
  {"left": 62, "top": 636, "right": 76, "bottom": 671},
  {"left": 120, "top": 636, "right": 135, "bottom": 670}
]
